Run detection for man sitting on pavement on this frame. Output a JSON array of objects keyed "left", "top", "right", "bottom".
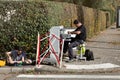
[
  {"left": 6, "top": 46, "right": 26, "bottom": 66},
  {"left": 63, "top": 19, "right": 87, "bottom": 62}
]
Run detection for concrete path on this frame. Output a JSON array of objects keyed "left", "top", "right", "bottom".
[
  {"left": 0, "top": 66, "right": 34, "bottom": 74},
  {"left": 86, "top": 26, "right": 120, "bottom": 65},
  {"left": 0, "top": 66, "right": 34, "bottom": 80}
]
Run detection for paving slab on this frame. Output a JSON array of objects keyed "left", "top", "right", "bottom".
[{"left": 0, "top": 66, "right": 34, "bottom": 74}]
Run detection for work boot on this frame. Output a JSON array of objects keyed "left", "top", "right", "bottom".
[{"left": 65, "top": 58, "right": 76, "bottom": 63}]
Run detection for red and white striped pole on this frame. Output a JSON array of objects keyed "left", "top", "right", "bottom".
[{"left": 36, "top": 32, "right": 40, "bottom": 66}]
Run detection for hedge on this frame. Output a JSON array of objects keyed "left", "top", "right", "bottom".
[
  {"left": 46, "top": 1, "right": 78, "bottom": 27},
  {"left": 0, "top": 1, "right": 49, "bottom": 54},
  {"left": 0, "top": 1, "right": 78, "bottom": 55},
  {"left": 77, "top": 6, "right": 108, "bottom": 38},
  {"left": 0, "top": 1, "right": 109, "bottom": 59}
]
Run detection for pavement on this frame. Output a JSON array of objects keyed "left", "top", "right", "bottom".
[
  {"left": 0, "top": 66, "right": 34, "bottom": 74},
  {"left": 0, "top": 66, "right": 34, "bottom": 80},
  {"left": 0, "top": 25, "right": 120, "bottom": 80}
]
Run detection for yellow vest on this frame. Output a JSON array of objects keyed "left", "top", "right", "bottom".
[{"left": 77, "top": 44, "right": 86, "bottom": 55}]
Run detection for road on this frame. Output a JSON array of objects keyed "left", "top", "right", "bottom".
[{"left": 5, "top": 73, "right": 120, "bottom": 80}]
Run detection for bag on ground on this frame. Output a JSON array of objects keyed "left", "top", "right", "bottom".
[{"left": 84, "top": 49, "right": 94, "bottom": 61}]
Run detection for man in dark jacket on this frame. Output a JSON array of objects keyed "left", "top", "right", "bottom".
[{"left": 63, "top": 20, "right": 86, "bottom": 62}]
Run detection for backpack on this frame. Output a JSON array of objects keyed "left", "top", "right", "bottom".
[{"left": 84, "top": 49, "right": 94, "bottom": 61}]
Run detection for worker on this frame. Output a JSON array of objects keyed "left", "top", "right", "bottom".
[
  {"left": 6, "top": 46, "right": 26, "bottom": 66},
  {"left": 63, "top": 19, "right": 86, "bottom": 62}
]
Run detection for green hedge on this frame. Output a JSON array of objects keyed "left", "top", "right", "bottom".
[
  {"left": 46, "top": 1, "right": 77, "bottom": 27},
  {"left": 0, "top": 0, "right": 109, "bottom": 58},
  {"left": 0, "top": 1, "right": 49, "bottom": 53},
  {"left": 0, "top": 1, "right": 78, "bottom": 55},
  {"left": 77, "top": 6, "right": 107, "bottom": 38}
]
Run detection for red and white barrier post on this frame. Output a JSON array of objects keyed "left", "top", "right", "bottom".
[{"left": 36, "top": 32, "right": 40, "bottom": 67}]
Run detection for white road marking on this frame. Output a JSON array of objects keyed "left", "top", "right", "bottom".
[
  {"left": 65, "top": 63, "right": 120, "bottom": 70},
  {"left": 17, "top": 75, "right": 120, "bottom": 79}
]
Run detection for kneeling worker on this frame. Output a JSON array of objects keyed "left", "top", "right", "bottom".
[
  {"left": 63, "top": 20, "right": 87, "bottom": 62},
  {"left": 6, "top": 46, "right": 26, "bottom": 66}
]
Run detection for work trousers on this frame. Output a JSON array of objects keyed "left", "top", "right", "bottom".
[{"left": 63, "top": 38, "right": 84, "bottom": 60}]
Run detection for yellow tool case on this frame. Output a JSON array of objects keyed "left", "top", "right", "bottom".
[{"left": 0, "top": 60, "right": 6, "bottom": 67}]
